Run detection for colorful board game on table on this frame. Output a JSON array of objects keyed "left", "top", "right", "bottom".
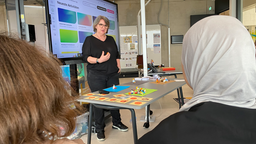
[
  {"left": 125, "top": 87, "right": 157, "bottom": 97},
  {"left": 81, "top": 76, "right": 178, "bottom": 106},
  {"left": 82, "top": 86, "right": 157, "bottom": 106}
]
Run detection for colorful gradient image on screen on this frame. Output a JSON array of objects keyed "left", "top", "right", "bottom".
[
  {"left": 92, "top": 16, "right": 97, "bottom": 22},
  {"left": 79, "top": 31, "right": 93, "bottom": 43},
  {"left": 77, "top": 13, "right": 92, "bottom": 26},
  {"left": 109, "top": 20, "right": 115, "bottom": 30},
  {"left": 58, "top": 8, "right": 76, "bottom": 24},
  {"left": 59, "top": 29, "right": 78, "bottom": 43},
  {"left": 107, "top": 34, "right": 116, "bottom": 42}
]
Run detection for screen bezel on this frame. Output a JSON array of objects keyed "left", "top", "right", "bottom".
[{"left": 45, "top": 0, "right": 120, "bottom": 64}]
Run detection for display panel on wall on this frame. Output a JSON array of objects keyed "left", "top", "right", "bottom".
[
  {"left": 171, "top": 35, "right": 183, "bottom": 44},
  {"left": 215, "top": 0, "right": 229, "bottom": 14},
  {"left": 45, "top": 0, "right": 120, "bottom": 64},
  {"left": 190, "top": 14, "right": 215, "bottom": 27},
  {"left": 28, "top": 24, "right": 36, "bottom": 42}
]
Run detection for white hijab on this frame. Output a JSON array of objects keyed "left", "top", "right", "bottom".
[{"left": 180, "top": 15, "right": 256, "bottom": 111}]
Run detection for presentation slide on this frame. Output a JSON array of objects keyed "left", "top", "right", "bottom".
[{"left": 47, "top": 0, "right": 119, "bottom": 59}]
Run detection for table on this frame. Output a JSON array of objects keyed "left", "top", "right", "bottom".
[
  {"left": 78, "top": 80, "right": 186, "bottom": 144},
  {"left": 148, "top": 70, "right": 183, "bottom": 77},
  {"left": 148, "top": 70, "right": 184, "bottom": 108}
]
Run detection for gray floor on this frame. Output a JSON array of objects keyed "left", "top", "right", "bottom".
[{"left": 80, "top": 74, "right": 193, "bottom": 144}]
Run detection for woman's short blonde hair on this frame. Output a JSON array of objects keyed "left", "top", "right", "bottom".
[
  {"left": 93, "top": 15, "right": 110, "bottom": 33},
  {"left": 0, "top": 34, "right": 83, "bottom": 144}
]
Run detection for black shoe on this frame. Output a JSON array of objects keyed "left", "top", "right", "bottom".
[
  {"left": 112, "top": 122, "right": 128, "bottom": 132},
  {"left": 97, "top": 131, "right": 105, "bottom": 141}
]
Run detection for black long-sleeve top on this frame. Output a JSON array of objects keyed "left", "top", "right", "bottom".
[{"left": 82, "top": 35, "right": 120, "bottom": 75}]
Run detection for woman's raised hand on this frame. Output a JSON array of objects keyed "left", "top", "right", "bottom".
[{"left": 98, "top": 51, "right": 110, "bottom": 63}]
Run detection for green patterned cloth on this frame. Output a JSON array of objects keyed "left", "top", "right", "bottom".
[{"left": 125, "top": 88, "right": 157, "bottom": 97}]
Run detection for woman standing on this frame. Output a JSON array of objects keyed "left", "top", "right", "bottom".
[{"left": 82, "top": 15, "right": 128, "bottom": 141}]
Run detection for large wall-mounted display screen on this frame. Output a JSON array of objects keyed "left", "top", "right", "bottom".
[{"left": 46, "top": 0, "right": 119, "bottom": 59}]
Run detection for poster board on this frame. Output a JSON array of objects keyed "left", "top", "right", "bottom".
[
  {"left": 119, "top": 26, "right": 138, "bottom": 69},
  {"left": 119, "top": 25, "right": 162, "bottom": 69},
  {"left": 144, "top": 25, "right": 161, "bottom": 65}
]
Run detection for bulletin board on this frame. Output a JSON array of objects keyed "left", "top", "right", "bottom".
[
  {"left": 119, "top": 25, "right": 162, "bottom": 69},
  {"left": 119, "top": 26, "right": 138, "bottom": 69},
  {"left": 143, "top": 25, "right": 162, "bottom": 65}
]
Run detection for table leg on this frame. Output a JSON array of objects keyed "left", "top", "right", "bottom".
[
  {"left": 176, "top": 89, "right": 181, "bottom": 108},
  {"left": 147, "top": 105, "right": 150, "bottom": 123},
  {"left": 143, "top": 105, "right": 150, "bottom": 128},
  {"left": 174, "top": 74, "right": 177, "bottom": 79},
  {"left": 174, "top": 74, "right": 182, "bottom": 108},
  {"left": 176, "top": 88, "right": 182, "bottom": 109},
  {"left": 179, "top": 87, "right": 185, "bottom": 105},
  {"left": 87, "top": 104, "right": 93, "bottom": 144},
  {"left": 138, "top": 70, "right": 141, "bottom": 77},
  {"left": 129, "top": 109, "right": 138, "bottom": 144}
]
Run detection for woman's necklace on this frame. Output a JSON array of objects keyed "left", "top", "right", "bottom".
[{"left": 95, "top": 34, "right": 106, "bottom": 41}]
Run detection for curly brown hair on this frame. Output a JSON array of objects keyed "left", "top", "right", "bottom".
[{"left": 0, "top": 34, "right": 82, "bottom": 144}]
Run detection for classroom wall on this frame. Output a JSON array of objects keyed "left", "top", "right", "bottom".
[
  {"left": 243, "top": 0, "right": 256, "bottom": 8},
  {"left": 24, "top": 6, "right": 49, "bottom": 52},
  {"left": 243, "top": 6, "right": 256, "bottom": 42},
  {"left": 0, "top": 5, "right": 7, "bottom": 32},
  {"left": 24, "top": 6, "right": 46, "bottom": 25},
  {"left": 243, "top": 8, "right": 256, "bottom": 26},
  {"left": 116, "top": 0, "right": 209, "bottom": 71}
]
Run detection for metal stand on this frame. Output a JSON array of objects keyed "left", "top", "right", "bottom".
[
  {"left": 140, "top": 105, "right": 155, "bottom": 123},
  {"left": 140, "top": 105, "right": 153, "bottom": 128}
]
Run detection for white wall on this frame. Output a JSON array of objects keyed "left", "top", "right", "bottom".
[
  {"left": 24, "top": 6, "right": 49, "bottom": 52},
  {"left": 35, "top": 24, "right": 49, "bottom": 53},
  {"left": 24, "top": 6, "right": 46, "bottom": 25},
  {"left": 0, "top": 5, "right": 7, "bottom": 32},
  {"left": 8, "top": 10, "right": 19, "bottom": 35},
  {"left": 243, "top": 8, "right": 256, "bottom": 26}
]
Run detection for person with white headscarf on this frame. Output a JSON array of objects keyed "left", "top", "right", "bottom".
[{"left": 136, "top": 15, "right": 256, "bottom": 144}]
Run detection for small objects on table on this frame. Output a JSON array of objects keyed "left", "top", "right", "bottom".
[
  {"left": 156, "top": 77, "right": 169, "bottom": 83},
  {"left": 128, "top": 87, "right": 147, "bottom": 95}
]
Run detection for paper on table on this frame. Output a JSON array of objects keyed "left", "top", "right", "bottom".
[
  {"left": 142, "top": 77, "right": 149, "bottom": 81},
  {"left": 135, "top": 76, "right": 154, "bottom": 81},
  {"left": 134, "top": 77, "right": 142, "bottom": 81}
]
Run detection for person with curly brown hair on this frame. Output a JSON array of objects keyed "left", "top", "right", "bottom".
[{"left": 0, "top": 34, "right": 85, "bottom": 144}]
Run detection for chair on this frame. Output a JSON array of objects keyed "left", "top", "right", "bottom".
[
  {"left": 136, "top": 55, "right": 144, "bottom": 77},
  {"left": 136, "top": 55, "right": 143, "bottom": 69}
]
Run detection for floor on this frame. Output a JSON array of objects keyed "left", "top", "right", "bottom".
[{"left": 80, "top": 74, "right": 193, "bottom": 144}]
